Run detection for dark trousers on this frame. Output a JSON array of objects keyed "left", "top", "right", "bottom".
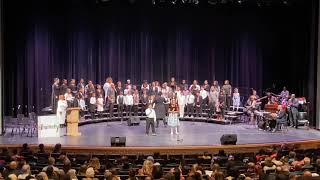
[
  {"left": 195, "top": 105, "right": 203, "bottom": 117},
  {"left": 141, "top": 104, "right": 147, "bottom": 116},
  {"left": 146, "top": 118, "right": 155, "bottom": 134},
  {"left": 269, "top": 120, "right": 276, "bottom": 130},
  {"left": 164, "top": 104, "right": 169, "bottom": 116},
  {"left": 289, "top": 108, "right": 298, "bottom": 127},
  {"left": 208, "top": 102, "right": 216, "bottom": 118},
  {"left": 126, "top": 105, "right": 133, "bottom": 117},
  {"left": 118, "top": 104, "right": 124, "bottom": 119},
  {"left": 226, "top": 96, "right": 232, "bottom": 110},
  {"left": 133, "top": 105, "right": 139, "bottom": 116},
  {"left": 186, "top": 104, "right": 194, "bottom": 117},
  {"left": 156, "top": 118, "right": 167, "bottom": 127},
  {"left": 97, "top": 111, "right": 103, "bottom": 118},
  {"left": 109, "top": 103, "right": 114, "bottom": 117}
]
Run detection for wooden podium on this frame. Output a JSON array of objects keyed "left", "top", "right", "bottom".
[{"left": 66, "top": 107, "right": 81, "bottom": 136}]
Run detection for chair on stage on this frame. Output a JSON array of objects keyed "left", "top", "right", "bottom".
[
  {"left": 298, "top": 112, "right": 309, "bottom": 129},
  {"left": 3, "top": 116, "right": 19, "bottom": 135},
  {"left": 277, "top": 114, "right": 288, "bottom": 133}
]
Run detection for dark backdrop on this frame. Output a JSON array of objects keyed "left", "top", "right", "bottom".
[{"left": 3, "top": 0, "right": 316, "bottom": 123}]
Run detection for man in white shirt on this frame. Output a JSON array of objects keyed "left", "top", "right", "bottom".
[
  {"left": 200, "top": 86, "right": 209, "bottom": 112},
  {"left": 176, "top": 86, "right": 186, "bottom": 118},
  {"left": 145, "top": 104, "right": 156, "bottom": 136},
  {"left": 186, "top": 91, "right": 195, "bottom": 117}
]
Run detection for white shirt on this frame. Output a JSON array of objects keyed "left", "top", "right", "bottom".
[
  {"left": 200, "top": 90, "right": 208, "bottom": 99},
  {"left": 145, "top": 108, "right": 156, "bottom": 122},
  {"left": 117, "top": 95, "right": 124, "bottom": 104},
  {"left": 64, "top": 93, "right": 74, "bottom": 101},
  {"left": 96, "top": 97, "right": 104, "bottom": 111},
  {"left": 176, "top": 91, "right": 186, "bottom": 106},
  {"left": 124, "top": 95, "right": 133, "bottom": 106},
  {"left": 186, "top": 94, "right": 195, "bottom": 104},
  {"left": 103, "top": 82, "right": 111, "bottom": 98},
  {"left": 57, "top": 100, "right": 68, "bottom": 112},
  {"left": 90, "top": 97, "right": 96, "bottom": 105},
  {"left": 189, "top": 84, "right": 200, "bottom": 91},
  {"left": 79, "top": 99, "right": 86, "bottom": 110}
]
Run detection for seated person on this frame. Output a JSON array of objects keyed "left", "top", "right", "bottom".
[
  {"left": 275, "top": 105, "right": 287, "bottom": 131},
  {"left": 245, "top": 95, "right": 261, "bottom": 125}
]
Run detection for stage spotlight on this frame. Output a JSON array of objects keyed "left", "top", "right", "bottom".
[{"left": 208, "top": 0, "right": 219, "bottom": 5}]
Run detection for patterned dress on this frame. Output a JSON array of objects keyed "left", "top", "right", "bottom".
[{"left": 168, "top": 97, "right": 180, "bottom": 127}]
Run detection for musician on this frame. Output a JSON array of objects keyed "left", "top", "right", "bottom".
[
  {"left": 51, "top": 78, "right": 60, "bottom": 113},
  {"left": 69, "top": 79, "right": 77, "bottom": 96},
  {"left": 208, "top": 86, "right": 219, "bottom": 118},
  {"left": 176, "top": 86, "right": 186, "bottom": 118},
  {"left": 221, "top": 80, "right": 232, "bottom": 110},
  {"left": 232, "top": 88, "right": 240, "bottom": 111},
  {"left": 133, "top": 90, "right": 140, "bottom": 116},
  {"left": 60, "top": 79, "right": 68, "bottom": 95},
  {"left": 116, "top": 91, "right": 125, "bottom": 123},
  {"left": 275, "top": 105, "right": 287, "bottom": 131},
  {"left": 107, "top": 83, "right": 116, "bottom": 118},
  {"left": 288, "top": 94, "right": 299, "bottom": 128},
  {"left": 218, "top": 91, "right": 227, "bottom": 119},
  {"left": 280, "top": 86, "right": 290, "bottom": 104},
  {"left": 245, "top": 95, "right": 260, "bottom": 124},
  {"left": 169, "top": 77, "right": 177, "bottom": 90},
  {"left": 195, "top": 91, "right": 203, "bottom": 117},
  {"left": 186, "top": 91, "right": 195, "bottom": 118}
]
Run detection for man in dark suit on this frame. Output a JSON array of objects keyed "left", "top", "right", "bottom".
[
  {"left": 289, "top": 94, "right": 299, "bottom": 128},
  {"left": 195, "top": 91, "right": 203, "bottom": 117}
]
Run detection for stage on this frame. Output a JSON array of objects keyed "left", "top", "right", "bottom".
[{"left": 1, "top": 120, "right": 320, "bottom": 152}]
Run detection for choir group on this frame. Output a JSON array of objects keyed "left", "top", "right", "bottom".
[{"left": 52, "top": 76, "right": 299, "bottom": 134}]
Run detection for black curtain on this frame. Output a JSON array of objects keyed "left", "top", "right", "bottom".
[{"left": 3, "top": 0, "right": 316, "bottom": 124}]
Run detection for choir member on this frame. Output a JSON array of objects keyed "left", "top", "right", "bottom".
[
  {"left": 203, "top": 80, "right": 210, "bottom": 92},
  {"left": 124, "top": 91, "right": 134, "bottom": 117},
  {"left": 117, "top": 91, "right": 125, "bottom": 123},
  {"left": 232, "top": 88, "right": 240, "bottom": 111},
  {"left": 103, "top": 77, "right": 112, "bottom": 103},
  {"left": 186, "top": 91, "right": 195, "bottom": 118},
  {"left": 116, "top": 81, "right": 124, "bottom": 96},
  {"left": 150, "top": 81, "right": 158, "bottom": 95},
  {"left": 69, "top": 79, "right": 77, "bottom": 96},
  {"left": 77, "top": 94, "right": 86, "bottom": 117},
  {"left": 200, "top": 86, "right": 209, "bottom": 109},
  {"left": 107, "top": 83, "right": 116, "bottom": 118},
  {"left": 141, "top": 90, "right": 149, "bottom": 115},
  {"left": 154, "top": 92, "right": 167, "bottom": 128},
  {"left": 169, "top": 77, "right": 177, "bottom": 90},
  {"left": 60, "top": 79, "right": 68, "bottom": 95},
  {"left": 64, "top": 88, "right": 74, "bottom": 107},
  {"left": 96, "top": 94, "right": 104, "bottom": 118},
  {"left": 176, "top": 86, "right": 186, "bottom": 118},
  {"left": 288, "top": 94, "right": 299, "bottom": 128},
  {"left": 189, "top": 80, "right": 200, "bottom": 93},
  {"left": 181, "top": 79, "right": 188, "bottom": 91},
  {"left": 126, "top": 79, "right": 132, "bottom": 90},
  {"left": 85, "top": 80, "right": 93, "bottom": 98},
  {"left": 89, "top": 93, "right": 97, "bottom": 119},
  {"left": 133, "top": 90, "right": 140, "bottom": 116},
  {"left": 212, "top": 80, "right": 220, "bottom": 93},
  {"left": 96, "top": 84, "right": 104, "bottom": 98},
  {"left": 195, "top": 91, "right": 203, "bottom": 117},
  {"left": 77, "top": 78, "right": 85, "bottom": 91},
  {"left": 208, "top": 86, "right": 219, "bottom": 118},
  {"left": 141, "top": 80, "right": 150, "bottom": 92},
  {"left": 221, "top": 80, "right": 232, "bottom": 110},
  {"left": 51, "top": 78, "right": 60, "bottom": 113},
  {"left": 245, "top": 95, "right": 260, "bottom": 125},
  {"left": 57, "top": 95, "right": 68, "bottom": 127}
]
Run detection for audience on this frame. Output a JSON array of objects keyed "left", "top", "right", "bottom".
[{"left": 0, "top": 143, "right": 320, "bottom": 180}]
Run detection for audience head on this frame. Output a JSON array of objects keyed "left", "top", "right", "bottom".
[{"left": 86, "top": 167, "right": 95, "bottom": 178}]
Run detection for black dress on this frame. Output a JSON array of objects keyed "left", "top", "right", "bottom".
[
  {"left": 154, "top": 96, "right": 166, "bottom": 119},
  {"left": 51, "top": 84, "right": 60, "bottom": 113}
]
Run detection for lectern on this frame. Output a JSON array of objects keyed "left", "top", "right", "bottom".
[{"left": 66, "top": 107, "right": 81, "bottom": 136}]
